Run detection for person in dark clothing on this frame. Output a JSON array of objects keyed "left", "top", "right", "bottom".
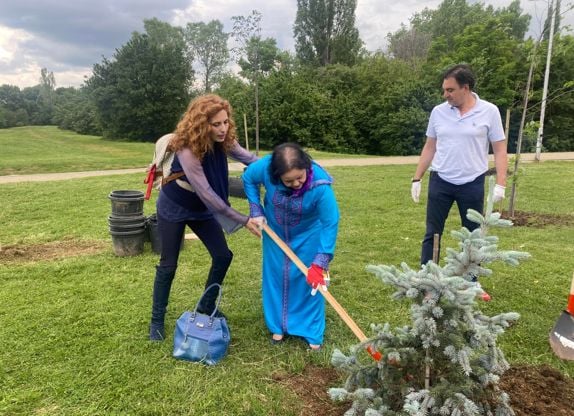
[{"left": 149, "top": 94, "right": 261, "bottom": 341}]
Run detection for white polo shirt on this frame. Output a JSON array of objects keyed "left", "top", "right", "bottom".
[{"left": 426, "top": 93, "right": 505, "bottom": 185}]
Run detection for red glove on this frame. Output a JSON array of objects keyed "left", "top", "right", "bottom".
[{"left": 306, "top": 264, "right": 326, "bottom": 290}]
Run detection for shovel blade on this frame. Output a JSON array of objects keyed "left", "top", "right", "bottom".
[{"left": 549, "top": 310, "right": 574, "bottom": 360}]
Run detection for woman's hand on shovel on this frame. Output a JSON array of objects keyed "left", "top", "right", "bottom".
[
  {"left": 245, "top": 217, "right": 263, "bottom": 238},
  {"left": 251, "top": 216, "right": 267, "bottom": 237},
  {"left": 307, "top": 264, "right": 328, "bottom": 295}
]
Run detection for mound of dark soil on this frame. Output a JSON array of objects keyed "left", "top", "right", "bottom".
[
  {"left": 279, "top": 364, "right": 574, "bottom": 416},
  {"left": 501, "top": 210, "right": 574, "bottom": 228}
]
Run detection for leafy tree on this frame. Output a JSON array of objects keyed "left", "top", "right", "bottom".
[
  {"left": 0, "top": 84, "right": 31, "bottom": 128},
  {"left": 238, "top": 37, "right": 282, "bottom": 79},
  {"left": 86, "top": 18, "right": 192, "bottom": 141},
  {"left": 417, "top": 2, "right": 531, "bottom": 116},
  {"left": 184, "top": 20, "right": 229, "bottom": 93},
  {"left": 36, "top": 68, "right": 57, "bottom": 124},
  {"left": 0, "top": 85, "right": 24, "bottom": 110},
  {"left": 231, "top": 10, "right": 263, "bottom": 68},
  {"left": 543, "top": 0, "right": 561, "bottom": 41},
  {"left": 536, "top": 34, "right": 574, "bottom": 151},
  {"left": 216, "top": 46, "right": 294, "bottom": 152},
  {"left": 387, "top": 24, "right": 432, "bottom": 62},
  {"left": 20, "top": 86, "right": 44, "bottom": 125},
  {"left": 215, "top": 73, "right": 252, "bottom": 148},
  {"left": 40, "top": 68, "right": 55, "bottom": 92},
  {"left": 294, "top": 0, "right": 363, "bottom": 66},
  {"left": 0, "top": 107, "right": 6, "bottom": 128},
  {"left": 354, "top": 56, "right": 434, "bottom": 155},
  {"left": 390, "top": 0, "right": 529, "bottom": 66},
  {"left": 495, "top": 0, "right": 531, "bottom": 41},
  {"left": 232, "top": 10, "right": 277, "bottom": 154},
  {"left": 53, "top": 87, "right": 101, "bottom": 135},
  {"left": 422, "top": 0, "right": 491, "bottom": 49},
  {"left": 258, "top": 66, "right": 334, "bottom": 149},
  {"left": 445, "top": 18, "right": 524, "bottom": 108},
  {"left": 387, "top": 0, "right": 488, "bottom": 64},
  {"left": 0, "top": 69, "right": 58, "bottom": 127},
  {"left": 0, "top": 85, "right": 27, "bottom": 127}
]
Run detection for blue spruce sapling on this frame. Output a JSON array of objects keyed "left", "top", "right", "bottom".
[{"left": 329, "top": 178, "right": 530, "bottom": 416}]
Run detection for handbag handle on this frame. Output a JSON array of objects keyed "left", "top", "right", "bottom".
[{"left": 192, "top": 283, "right": 223, "bottom": 319}]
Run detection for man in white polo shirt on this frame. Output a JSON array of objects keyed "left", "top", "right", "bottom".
[{"left": 411, "top": 64, "right": 507, "bottom": 299}]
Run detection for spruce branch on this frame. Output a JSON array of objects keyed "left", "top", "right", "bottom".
[{"left": 330, "top": 178, "right": 529, "bottom": 415}]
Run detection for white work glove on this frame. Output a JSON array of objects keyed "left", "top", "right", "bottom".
[
  {"left": 411, "top": 180, "right": 422, "bottom": 203},
  {"left": 493, "top": 184, "right": 506, "bottom": 203}
]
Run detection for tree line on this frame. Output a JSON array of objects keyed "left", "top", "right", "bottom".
[{"left": 1, "top": 0, "right": 573, "bottom": 155}]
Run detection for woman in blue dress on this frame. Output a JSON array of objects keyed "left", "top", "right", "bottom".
[{"left": 242, "top": 143, "right": 339, "bottom": 350}]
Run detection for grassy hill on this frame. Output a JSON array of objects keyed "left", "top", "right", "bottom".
[{"left": 0, "top": 126, "right": 370, "bottom": 176}]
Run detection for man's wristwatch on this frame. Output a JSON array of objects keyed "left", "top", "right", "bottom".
[{"left": 411, "top": 178, "right": 421, "bottom": 183}]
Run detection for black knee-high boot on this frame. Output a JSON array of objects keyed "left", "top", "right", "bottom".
[
  {"left": 197, "top": 251, "right": 233, "bottom": 317},
  {"left": 149, "top": 266, "right": 176, "bottom": 341}
]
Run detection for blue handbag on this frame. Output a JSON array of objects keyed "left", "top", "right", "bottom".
[{"left": 172, "top": 284, "right": 230, "bottom": 365}]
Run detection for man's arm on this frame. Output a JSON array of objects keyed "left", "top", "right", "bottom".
[
  {"left": 491, "top": 140, "right": 508, "bottom": 186},
  {"left": 413, "top": 137, "right": 437, "bottom": 180}
]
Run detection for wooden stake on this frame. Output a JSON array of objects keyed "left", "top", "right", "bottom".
[
  {"left": 425, "top": 233, "right": 440, "bottom": 390},
  {"left": 432, "top": 233, "right": 440, "bottom": 266},
  {"left": 243, "top": 113, "right": 249, "bottom": 151}
]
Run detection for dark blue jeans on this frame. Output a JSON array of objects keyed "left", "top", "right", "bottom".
[
  {"left": 421, "top": 172, "right": 485, "bottom": 265},
  {"left": 155, "top": 214, "right": 233, "bottom": 313}
]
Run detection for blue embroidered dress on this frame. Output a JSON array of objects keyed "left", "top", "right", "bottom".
[{"left": 242, "top": 155, "right": 339, "bottom": 345}]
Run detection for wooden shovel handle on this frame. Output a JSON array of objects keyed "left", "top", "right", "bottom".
[{"left": 261, "top": 223, "right": 378, "bottom": 355}]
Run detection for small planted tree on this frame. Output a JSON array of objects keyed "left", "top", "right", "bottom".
[{"left": 330, "top": 178, "right": 530, "bottom": 415}]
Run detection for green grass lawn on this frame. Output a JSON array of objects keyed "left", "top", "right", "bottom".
[
  {"left": 1, "top": 127, "right": 574, "bottom": 415},
  {"left": 0, "top": 126, "right": 367, "bottom": 176}
]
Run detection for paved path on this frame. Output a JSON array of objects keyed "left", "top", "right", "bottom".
[{"left": 1, "top": 152, "right": 573, "bottom": 184}]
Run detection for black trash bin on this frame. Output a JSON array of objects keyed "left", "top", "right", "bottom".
[
  {"left": 147, "top": 213, "right": 184, "bottom": 254},
  {"left": 108, "top": 190, "right": 144, "bottom": 216},
  {"left": 108, "top": 190, "right": 146, "bottom": 256}
]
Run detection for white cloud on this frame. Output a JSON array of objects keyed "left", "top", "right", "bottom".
[
  {"left": 172, "top": 0, "right": 296, "bottom": 51},
  {"left": 0, "top": 25, "right": 42, "bottom": 86},
  {"left": 356, "top": 0, "right": 443, "bottom": 51},
  {"left": 0, "top": 0, "right": 571, "bottom": 89},
  {"left": 0, "top": 25, "right": 31, "bottom": 64}
]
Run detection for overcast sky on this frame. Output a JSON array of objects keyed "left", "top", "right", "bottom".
[{"left": 0, "top": 0, "right": 567, "bottom": 89}]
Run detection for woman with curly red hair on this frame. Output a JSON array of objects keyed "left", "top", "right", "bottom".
[{"left": 149, "top": 94, "right": 260, "bottom": 341}]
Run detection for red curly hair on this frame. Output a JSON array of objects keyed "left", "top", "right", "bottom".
[{"left": 170, "top": 94, "right": 237, "bottom": 160}]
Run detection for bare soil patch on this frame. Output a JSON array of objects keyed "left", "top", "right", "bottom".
[
  {"left": 501, "top": 210, "right": 574, "bottom": 228},
  {"left": 273, "top": 365, "right": 348, "bottom": 416},
  {"left": 500, "top": 364, "right": 574, "bottom": 416},
  {"left": 0, "top": 239, "right": 108, "bottom": 264},
  {"left": 281, "top": 364, "right": 574, "bottom": 416}
]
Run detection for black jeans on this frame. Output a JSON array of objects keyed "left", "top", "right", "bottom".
[
  {"left": 421, "top": 172, "right": 485, "bottom": 265},
  {"left": 156, "top": 214, "right": 233, "bottom": 313}
]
